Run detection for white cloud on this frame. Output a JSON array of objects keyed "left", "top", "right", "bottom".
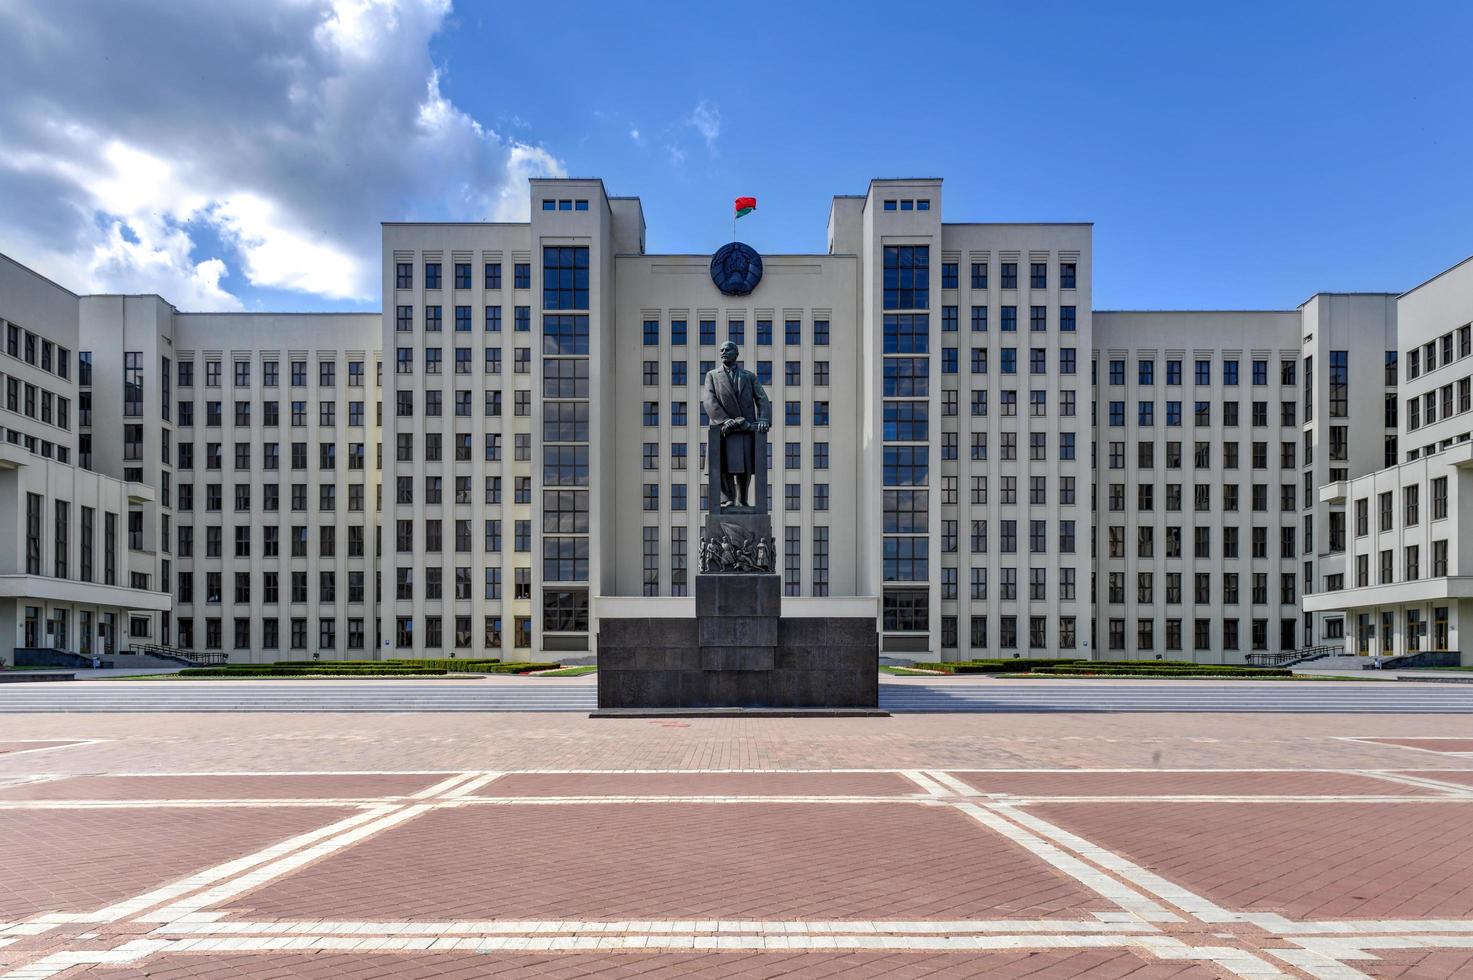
[
  {"left": 688, "top": 100, "right": 722, "bottom": 155},
  {"left": 629, "top": 127, "right": 642, "bottom": 144},
  {"left": 0, "top": 0, "right": 563, "bottom": 309}
]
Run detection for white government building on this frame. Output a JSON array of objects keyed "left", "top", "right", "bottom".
[{"left": 1, "top": 177, "right": 1469, "bottom": 666}]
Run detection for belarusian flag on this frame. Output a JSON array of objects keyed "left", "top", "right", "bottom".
[{"left": 734, "top": 196, "right": 757, "bottom": 218}]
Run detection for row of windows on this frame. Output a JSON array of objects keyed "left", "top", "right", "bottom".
[
  {"left": 1103, "top": 482, "right": 1304, "bottom": 513},
  {"left": 178, "top": 401, "right": 373, "bottom": 428},
  {"left": 1102, "top": 571, "right": 1297, "bottom": 606},
  {"left": 1103, "top": 357, "right": 1298, "bottom": 387},
  {"left": 4, "top": 323, "right": 71, "bottom": 380},
  {"left": 175, "top": 441, "right": 372, "bottom": 471},
  {"left": 396, "top": 346, "right": 531, "bottom": 374},
  {"left": 1104, "top": 525, "right": 1300, "bottom": 560},
  {"left": 3, "top": 376, "right": 71, "bottom": 431},
  {"left": 395, "top": 261, "right": 530, "bottom": 291},
  {"left": 643, "top": 359, "right": 831, "bottom": 387},
  {"left": 641, "top": 401, "right": 832, "bottom": 427},
  {"left": 885, "top": 308, "right": 1079, "bottom": 346},
  {"left": 1342, "top": 540, "right": 1452, "bottom": 588},
  {"left": 1406, "top": 376, "right": 1473, "bottom": 430},
  {"left": 171, "top": 358, "right": 374, "bottom": 389},
  {"left": 176, "top": 524, "right": 369, "bottom": 559},
  {"left": 1406, "top": 324, "right": 1472, "bottom": 380},
  {"left": 175, "top": 614, "right": 541, "bottom": 652},
  {"left": 178, "top": 569, "right": 371, "bottom": 605},
  {"left": 175, "top": 481, "right": 372, "bottom": 514},
  {"left": 1352, "top": 478, "right": 1450, "bottom": 536},
  {"left": 881, "top": 198, "right": 931, "bottom": 211},
  {"left": 1105, "top": 399, "right": 1307, "bottom": 428},
  {"left": 1101, "top": 617, "right": 1297, "bottom": 653},
  {"left": 641, "top": 318, "right": 832, "bottom": 347},
  {"left": 1105, "top": 440, "right": 1302, "bottom": 470},
  {"left": 22, "top": 494, "right": 118, "bottom": 585},
  {"left": 643, "top": 441, "right": 831, "bottom": 471},
  {"left": 540, "top": 198, "right": 590, "bottom": 211}
]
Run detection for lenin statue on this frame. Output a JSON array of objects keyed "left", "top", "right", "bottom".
[{"left": 702, "top": 341, "right": 772, "bottom": 509}]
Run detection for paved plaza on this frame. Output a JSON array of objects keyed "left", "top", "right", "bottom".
[{"left": 2, "top": 680, "right": 1473, "bottom": 977}]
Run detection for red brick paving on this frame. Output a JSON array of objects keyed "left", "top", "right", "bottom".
[
  {"left": 480, "top": 771, "right": 916, "bottom": 797},
  {"left": 1361, "top": 738, "right": 1473, "bottom": 753},
  {"left": 232, "top": 802, "right": 1113, "bottom": 921},
  {"left": 952, "top": 770, "right": 1439, "bottom": 797},
  {"left": 0, "top": 806, "right": 344, "bottom": 919},
  {"left": 0, "top": 741, "right": 79, "bottom": 755},
  {"left": 0, "top": 773, "right": 443, "bottom": 801},
  {"left": 74, "top": 949, "right": 1220, "bottom": 979},
  {"left": 1358, "top": 948, "right": 1473, "bottom": 977},
  {"left": 1404, "top": 770, "right": 1473, "bottom": 788},
  {"left": 1032, "top": 801, "right": 1473, "bottom": 919}
]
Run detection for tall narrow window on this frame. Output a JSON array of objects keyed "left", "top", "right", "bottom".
[
  {"left": 26, "top": 494, "right": 42, "bottom": 575},
  {"left": 54, "top": 501, "right": 68, "bottom": 579}
]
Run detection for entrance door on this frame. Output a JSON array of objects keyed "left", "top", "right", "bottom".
[{"left": 23, "top": 606, "right": 40, "bottom": 648}]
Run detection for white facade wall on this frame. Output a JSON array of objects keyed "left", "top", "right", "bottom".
[
  {"left": 3, "top": 178, "right": 1470, "bottom": 665},
  {"left": 1308, "top": 257, "right": 1473, "bottom": 664},
  {"left": 1093, "top": 311, "right": 1303, "bottom": 662}
]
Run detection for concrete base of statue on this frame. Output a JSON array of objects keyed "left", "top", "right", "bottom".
[{"left": 593, "top": 570, "right": 882, "bottom": 714}]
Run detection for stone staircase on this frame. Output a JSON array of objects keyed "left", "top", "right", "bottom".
[
  {"left": 108, "top": 651, "right": 193, "bottom": 670},
  {"left": 1294, "top": 655, "right": 1377, "bottom": 671}
]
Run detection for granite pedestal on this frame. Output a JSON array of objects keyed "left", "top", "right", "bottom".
[{"left": 595, "top": 573, "right": 881, "bottom": 713}]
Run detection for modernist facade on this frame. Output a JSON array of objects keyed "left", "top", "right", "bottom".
[{"left": 1, "top": 176, "right": 1468, "bottom": 666}]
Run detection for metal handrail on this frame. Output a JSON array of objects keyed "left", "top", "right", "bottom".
[{"left": 1244, "top": 644, "right": 1341, "bottom": 668}]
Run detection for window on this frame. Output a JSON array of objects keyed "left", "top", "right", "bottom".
[
  {"left": 543, "top": 246, "right": 590, "bottom": 309},
  {"left": 882, "top": 245, "right": 929, "bottom": 310}
]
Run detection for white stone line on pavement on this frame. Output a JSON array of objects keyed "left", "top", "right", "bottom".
[
  {"left": 51, "top": 806, "right": 403, "bottom": 925},
  {"left": 83, "top": 932, "right": 1238, "bottom": 954},
  {"left": 979, "top": 795, "right": 1472, "bottom": 805},
  {"left": 985, "top": 802, "right": 1237, "bottom": 923},
  {"left": 0, "top": 799, "right": 392, "bottom": 810},
  {"left": 1296, "top": 934, "right": 1473, "bottom": 955},
  {"left": 1264, "top": 948, "right": 1373, "bottom": 980},
  {"left": 409, "top": 772, "right": 483, "bottom": 798},
  {"left": 1354, "top": 771, "right": 1473, "bottom": 794},
  {"left": 88, "top": 770, "right": 473, "bottom": 777},
  {"left": 897, "top": 770, "right": 953, "bottom": 796},
  {"left": 951, "top": 802, "right": 1181, "bottom": 923},
  {"left": 922, "top": 770, "right": 978, "bottom": 795},
  {"left": 137, "top": 804, "right": 434, "bottom": 923},
  {"left": 450, "top": 795, "right": 935, "bottom": 806},
  {"left": 440, "top": 772, "right": 503, "bottom": 797},
  {"left": 148, "top": 918, "right": 1157, "bottom": 936},
  {"left": 0, "top": 939, "right": 168, "bottom": 980},
  {"left": 1333, "top": 736, "right": 1473, "bottom": 757},
  {"left": 0, "top": 740, "right": 107, "bottom": 757},
  {"left": 1255, "top": 917, "right": 1473, "bottom": 934}
]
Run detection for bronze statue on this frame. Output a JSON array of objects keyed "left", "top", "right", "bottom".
[{"left": 701, "top": 340, "right": 771, "bottom": 509}]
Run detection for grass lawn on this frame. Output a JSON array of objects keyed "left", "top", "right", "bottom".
[{"left": 532, "top": 664, "right": 597, "bottom": 676}]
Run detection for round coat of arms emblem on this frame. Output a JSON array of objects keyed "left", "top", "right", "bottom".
[{"left": 709, "top": 242, "right": 763, "bottom": 296}]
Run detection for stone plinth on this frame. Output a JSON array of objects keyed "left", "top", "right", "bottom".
[{"left": 595, "top": 572, "right": 880, "bottom": 711}]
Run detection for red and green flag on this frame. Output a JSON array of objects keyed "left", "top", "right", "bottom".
[{"left": 734, "top": 196, "right": 757, "bottom": 219}]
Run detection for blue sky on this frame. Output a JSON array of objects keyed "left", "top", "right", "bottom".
[
  {"left": 438, "top": 0, "right": 1473, "bottom": 310},
  {"left": 2, "top": 0, "right": 1471, "bottom": 312}
]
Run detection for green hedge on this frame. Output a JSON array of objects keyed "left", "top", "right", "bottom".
[
  {"left": 482, "top": 662, "right": 561, "bottom": 673},
  {"left": 178, "top": 667, "right": 450, "bottom": 677},
  {"left": 1037, "top": 665, "right": 1292, "bottom": 678},
  {"left": 270, "top": 659, "right": 505, "bottom": 671},
  {"left": 921, "top": 658, "right": 1086, "bottom": 674}
]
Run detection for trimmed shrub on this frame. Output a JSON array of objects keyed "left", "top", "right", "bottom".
[
  {"left": 1037, "top": 665, "right": 1292, "bottom": 678},
  {"left": 177, "top": 667, "right": 450, "bottom": 678}
]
